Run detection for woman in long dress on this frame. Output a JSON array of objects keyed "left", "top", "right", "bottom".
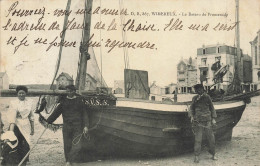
[{"left": 7, "top": 85, "right": 35, "bottom": 164}]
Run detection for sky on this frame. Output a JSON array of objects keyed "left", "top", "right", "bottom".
[{"left": 0, "top": 0, "right": 259, "bottom": 87}]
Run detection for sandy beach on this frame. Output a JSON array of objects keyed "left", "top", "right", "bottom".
[{"left": 1, "top": 96, "right": 260, "bottom": 166}]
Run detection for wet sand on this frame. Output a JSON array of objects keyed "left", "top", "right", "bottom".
[{"left": 1, "top": 96, "right": 260, "bottom": 166}]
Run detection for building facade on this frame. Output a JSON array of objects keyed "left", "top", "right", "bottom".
[
  {"left": 85, "top": 73, "right": 97, "bottom": 90},
  {"left": 196, "top": 44, "right": 252, "bottom": 91},
  {"left": 165, "top": 83, "right": 177, "bottom": 94},
  {"left": 113, "top": 80, "right": 125, "bottom": 94},
  {"left": 149, "top": 81, "right": 163, "bottom": 101},
  {"left": 56, "top": 72, "right": 74, "bottom": 89},
  {"left": 243, "top": 54, "right": 252, "bottom": 91},
  {"left": 177, "top": 57, "right": 197, "bottom": 93},
  {"left": 0, "top": 72, "right": 9, "bottom": 89},
  {"left": 250, "top": 30, "right": 260, "bottom": 90},
  {"left": 149, "top": 81, "right": 176, "bottom": 101}
]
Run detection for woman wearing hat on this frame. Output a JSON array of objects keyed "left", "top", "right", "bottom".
[{"left": 7, "top": 85, "right": 34, "bottom": 148}]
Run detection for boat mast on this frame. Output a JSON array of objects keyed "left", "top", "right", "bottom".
[
  {"left": 76, "top": 0, "right": 93, "bottom": 92},
  {"left": 235, "top": 0, "right": 242, "bottom": 90}
]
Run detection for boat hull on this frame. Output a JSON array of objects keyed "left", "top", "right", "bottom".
[{"left": 81, "top": 98, "right": 246, "bottom": 158}]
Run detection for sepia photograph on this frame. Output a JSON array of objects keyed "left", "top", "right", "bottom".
[{"left": 0, "top": 0, "right": 260, "bottom": 165}]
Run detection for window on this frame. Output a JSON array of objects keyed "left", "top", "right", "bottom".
[
  {"left": 203, "top": 49, "right": 206, "bottom": 54},
  {"left": 179, "top": 79, "right": 185, "bottom": 82},
  {"left": 180, "top": 65, "right": 184, "bottom": 71},
  {"left": 179, "top": 71, "right": 184, "bottom": 74},
  {"left": 215, "top": 56, "right": 221, "bottom": 62},
  {"left": 201, "top": 58, "right": 207, "bottom": 66},
  {"left": 255, "top": 46, "right": 258, "bottom": 65},
  {"left": 202, "top": 70, "right": 208, "bottom": 76},
  {"left": 217, "top": 47, "right": 220, "bottom": 53}
]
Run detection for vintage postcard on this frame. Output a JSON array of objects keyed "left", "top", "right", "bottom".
[{"left": 0, "top": 0, "right": 259, "bottom": 165}]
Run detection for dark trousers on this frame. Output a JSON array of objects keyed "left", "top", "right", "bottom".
[
  {"left": 193, "top": 121, "right": 215, "bottom": 156},
  {"left": 63, "top": 123, "right": 82, "bottom": 162}
]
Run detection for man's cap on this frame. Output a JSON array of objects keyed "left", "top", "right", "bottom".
[
  {"left": 65, "top": 85, "right": 76, "bottom": 91},
  {"left": 193, "top": 84, "right": 204, "bottom": 90}
]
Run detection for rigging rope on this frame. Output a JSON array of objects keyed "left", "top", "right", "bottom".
[
  {"left": 37, "top": 0, "right": 72, "bottom": 130},
  {"left": 119, "top": 0, "right": 126, "bottom": 69},
  {"left": 136, "top": 71, "right": 150, "bottom": 95},
  {"left": 76, "top": 2, "right": 87, "bottom": 87},
  {"left": 119, "top": 0, "right": 130, "bottom": 69},
  {"left": 37, "top": 0, "right": 107, "bottom": 135},
  {"left": 99, "top": 0, "right": 103, "bottom": 87},
  {"left": 121, "top": 1, "right": 130, "bottom": 69},
  {"left": 49, "top": 0, "right": 72, "bottom": 90}
]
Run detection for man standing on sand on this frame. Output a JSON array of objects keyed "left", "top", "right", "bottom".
[
  {"left": 46, "top": 85, "right": 89, "bottom": 166},
  {"left": 190, "top": 84, "right": 218, "bottom": 163}
]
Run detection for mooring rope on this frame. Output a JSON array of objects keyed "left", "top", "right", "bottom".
[
  {"left": 72, "top": 132, "right": 90, "bottom": 145},
  {"left": 72, "top": 104, "right": 105, "bottom": 145}
]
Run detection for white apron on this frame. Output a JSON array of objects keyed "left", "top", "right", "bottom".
[{"left": 8, "top": 98, "right": 34, "bottom": 145}]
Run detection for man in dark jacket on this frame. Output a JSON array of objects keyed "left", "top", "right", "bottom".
[
  {"left": 47, "top": 85, "right": 89, "bottom": 166},
  {"left": 190, "top": 84, "right": 217, "bottom": 163}
]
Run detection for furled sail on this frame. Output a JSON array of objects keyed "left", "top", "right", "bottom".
[{"left": 85, "top": 47, "right": 108, "bottom": 90}]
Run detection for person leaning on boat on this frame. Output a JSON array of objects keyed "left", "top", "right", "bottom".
[
  {"left": 46, "top": 85, "right": 89, "bottom": 166},
  {"left": 189, "top": 84, "right": 218, "bottom": 163}
]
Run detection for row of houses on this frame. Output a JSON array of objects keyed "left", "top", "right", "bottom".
[
  {"left": 52, "top": 72, "right": 107, "bottom": 91},
  {"left": 113, "top": 80, "right": 177, "bottom": 101},
  {"left": 177, "top": 30, "right": 260, "bottom": 93},
  {"left": 250, "top": 30, "right": 260, "bottom": 90},
  {"left": 177, "top": 30, "right": 260, "bottom": 94},
  {"left": 113, "top": 30, "right": 259, "bottom": 99},
  {"left": 177, "top": 44, "right": 253, "bottom": 93}
]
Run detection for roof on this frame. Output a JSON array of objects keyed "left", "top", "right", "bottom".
[
  {"left": 199, "top": 44, "right": 239, "bottom": 50},
  {"left": 56, "top": 72, "right": 73, "bottom": 81},
  {"left": 254, "top": 29, "right": 260, "bottom": 42},
  {"left": 178, "top": 57, "right": 196, "bottom": 67},
  {"left": 243, "top": 54, "right": 252, "bottom": 61},
  {"left": 168, "top": 83, "right": 177, "bottom": 86},
  {"left": 200, "top": 43, "right": 226, "bottom": 48},
  {"left": 150, "top": 81, "right": 159, "bottom": 88},
  {"left": 252, "top": 36, "right": 258, "bottom": 43}
]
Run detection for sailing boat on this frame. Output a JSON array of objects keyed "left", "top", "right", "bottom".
[
  {"left": 1, "top": 0, "right": 260, "bottom": 158},
  {"left": 70, "top": 0, "right": 260, "bottom": 157}
]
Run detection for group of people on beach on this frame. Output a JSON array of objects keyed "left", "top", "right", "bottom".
[
  {"left": 1, "top": 83, "right": 218, "bottom": 165},
  {"left": 0, "top": 85, "right": 89, "bottom": 166}
]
